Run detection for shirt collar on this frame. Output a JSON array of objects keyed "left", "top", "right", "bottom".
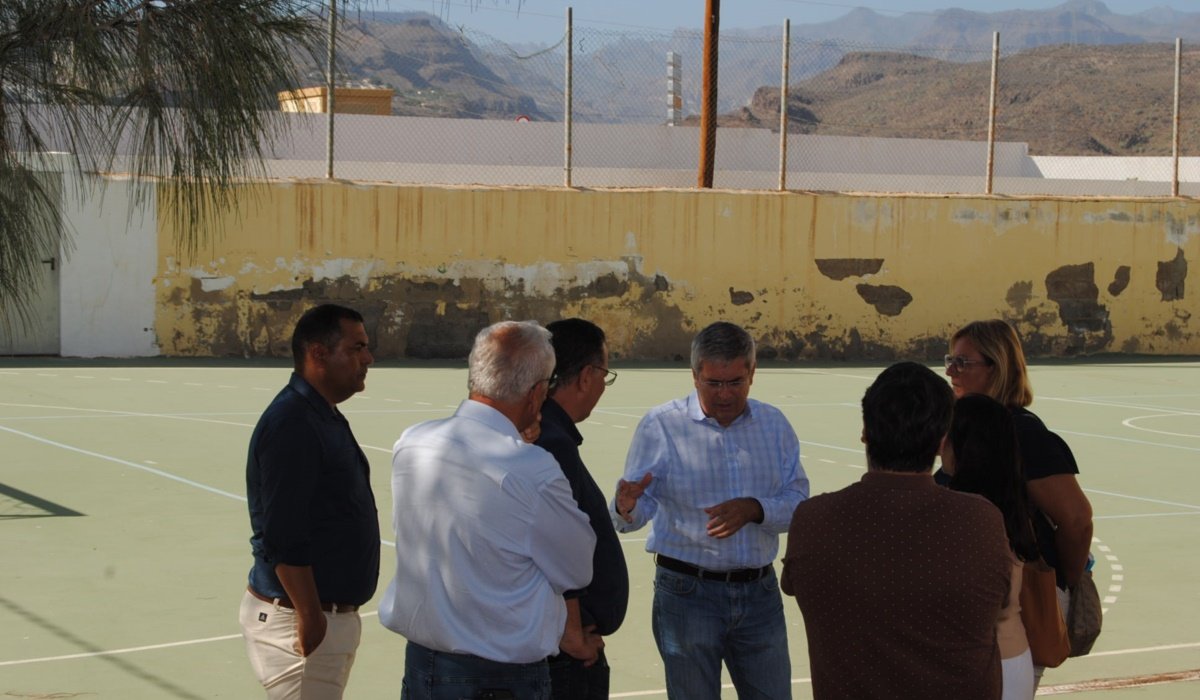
[
  {"left": 860, "top": 470, "right": 937, "bottom": 490},
  {"left": 685, "top": 391, "right": 754, "bottom": 427},
  {"left": 540, "top": 397, "right": 583, "bottom": 445},
  {"left": 288, "top": 372, "right": 339, "bottom": 419},
  {"left": 455, "top": 398, "right": 522, "bottom": 439}
]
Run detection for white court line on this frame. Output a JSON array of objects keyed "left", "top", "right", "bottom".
[
  {"left": 1122, "top": 414, "right": 1200, "bottom": 439},
  {"left": 1084, "top": 489, "right": 1200, "bottom": 511},
  {"left": 593, "top": 408, "right": 652, "bottom": 420},
  {"left": 1075, "top": 393, "right": 1200, "bottom": 400},
  {"left": 0, "top": 422, "right": 402, "bottom": 550},
  {"left": 1056, "top": 429, "right": 1200, "bottom": 454},
  {"left": 1, "top": 413, "right": 264, "bottom": 422},
  {"left": 1086, "top": 641, "right": 1200, "bottom": 658},
  {"left": 0, "top": 612, "right": 382, "bottom": 667},
  {"left": 800, "top": 440, "right": 861, "bottom": 454},
  {"left": 1095, "top": 511, "right": 1200, "bottom": 520},
  {"left": 1042, "top": 395, "right": 1200, "bottom": 415},
  {"left": 0, "top": 401, "right": 256, "bottom": 430},
  {"left": 0, "top": 425, "right": 246, "bottom": 502}
]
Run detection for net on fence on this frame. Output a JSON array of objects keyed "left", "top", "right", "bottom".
[{"left": 268, "top": 12, "right": 1200, "bottom": 197}]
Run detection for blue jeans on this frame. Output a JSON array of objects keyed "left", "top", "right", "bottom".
[
  {"left": 652, "top": 566, "right": 792, "bottom": 700},
  {"left": 401, "top": 641, "right": 551, "bottom": 700}
]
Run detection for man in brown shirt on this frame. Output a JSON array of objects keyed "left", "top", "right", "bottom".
[{"left": 782, "top": 362, "right": 1011, "bottom": 699}]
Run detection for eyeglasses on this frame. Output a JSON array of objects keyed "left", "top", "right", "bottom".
[
  {"left": 944, "top": 354, "right": 991, "bottom": 371},
  {"left": 698, "top": 378, "right": 749, "bottom": 390},
  {"left": 592, "top": 365, "right": 618, "bottom": 386}
]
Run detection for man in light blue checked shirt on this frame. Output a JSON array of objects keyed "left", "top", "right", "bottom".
[{"left": 612, "top": 321, "right": 809, "bottom": 700}]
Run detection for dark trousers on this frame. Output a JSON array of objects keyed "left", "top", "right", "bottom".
[
  {"left": 402, "top": 641, "right": 551, "bottom": 700},
  {"left": 548, "top": 649, "right": 610, "bottom": 700}
]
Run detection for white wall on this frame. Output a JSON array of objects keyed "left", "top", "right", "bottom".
[{"left": 262, "top": 114, "right": 1041, "bottom": 193}]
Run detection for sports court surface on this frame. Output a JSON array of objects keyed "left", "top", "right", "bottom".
[{"left": 2, "top": 356, "right": 1198, "bottom": 698}]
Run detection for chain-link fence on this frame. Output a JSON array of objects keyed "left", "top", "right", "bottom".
[{"left": 275, "top": 14, "right": 1200, "bottom": 197}]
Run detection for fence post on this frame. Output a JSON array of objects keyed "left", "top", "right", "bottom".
[
  {"left": 778, "top": 19, "right": 790, "bottom": 191},
  {"left": 564, "top": 7, "right": 573, "bottom": 188},
  {"left": 985, "top": 31, "right": 999, "bottom": 195},
  {"left": 1172, "top": 38, "right": 1182, "bottom": 198},
  {"left": 326, "top": 0, "right": 337, "bottom": 180}
]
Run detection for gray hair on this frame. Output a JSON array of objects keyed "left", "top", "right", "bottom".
[
  {"left": 690, "top": 321, "right": 756, "bottom": 372},
  {"left": 468, "top": 321, "right": 555, "bottom": 403}
]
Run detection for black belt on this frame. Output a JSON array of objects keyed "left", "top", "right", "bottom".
[
  {"left": 655, "top": 554, "right": 771, "bottom": 583},
  {"left": 247, "top": 586, "right": 359, "bottom": 613}
]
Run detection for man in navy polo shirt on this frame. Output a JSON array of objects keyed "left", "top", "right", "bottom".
[{"left": 240, "top": 304, "right": 380, "bottom": 699}]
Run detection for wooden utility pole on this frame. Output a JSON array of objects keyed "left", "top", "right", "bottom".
[
  {"left": 985, "top": 31, "right": 999, "bottom": 195},
  {"left": 698, "top": 0, "right": 719, "bottom": 188}
]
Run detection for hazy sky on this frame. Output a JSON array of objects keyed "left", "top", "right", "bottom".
[{"left": 376, "top": 1, "right": 1185, "bottom": 44}]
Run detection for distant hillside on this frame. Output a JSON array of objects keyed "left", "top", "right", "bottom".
[
  {"left": 317, "top": 3, "right": 1200, "bottom": 154},
  {"left": 705, "top": 44, "right": 1200, "bottom": 156},
  {"left": 316, "top": 13, "right": 549, "bottom": 120}
]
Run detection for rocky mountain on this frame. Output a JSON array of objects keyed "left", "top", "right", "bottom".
[
  {"left": 322, "top": 2, "right": 1200, "bottom": 156},
  {"left": 703, "top": 44, "right": 1199, "bottom": 156},
  {"left": 318, "top": 13, "right": 549, "bottom": 120}
]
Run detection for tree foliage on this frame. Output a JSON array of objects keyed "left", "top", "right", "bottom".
[{"left": 0, "top": 0, "right": 324, "bottom": 329}]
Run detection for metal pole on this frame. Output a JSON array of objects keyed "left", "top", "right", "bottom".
[
  {"left": 985, "top": 31, "right": 999, "bottom": 195},
  {"left": 325, "top": 0, "right": 337, "bottom": 180},
  {"left": 564, "top": 7, "right": 573, "bottom": 188},
  {"left": 778, "top": 19, "right": 790, "bottom": 191},
  {"left": 1172, "top": 38, "right": 1182, "bottom": 198},
  {"left": 698, "top": 0, "right": 719, "bottom": 188}
]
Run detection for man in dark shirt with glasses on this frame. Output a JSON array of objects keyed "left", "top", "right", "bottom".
[
  {"left": 535, "top": 318, "right": 629, "bottom": 700},
  {"left": 240, "top": 304, "right": 380, "bottom": 699}
]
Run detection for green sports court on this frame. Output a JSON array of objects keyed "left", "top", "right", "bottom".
[{"left": 1, "top": 357, "right": 1198, "bottom": 698}]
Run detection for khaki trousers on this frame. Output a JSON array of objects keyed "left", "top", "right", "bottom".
[{"left": 239, "top": 590, "right": 362, "bottom": 699}]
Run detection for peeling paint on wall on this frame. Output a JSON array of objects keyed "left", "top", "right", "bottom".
[
  {"left": 1044, "top": 262, "right": 1113, "bottom": 353},
  {"left": 1082, "top": 210, "right": 1132, "bottom": 224},
  {"left": 1165, "top": 212, "right": 1199, "bottom": 247},
  {"left": 1108, "top": 266, "right": 1131, "bottom": 297},
  {"left": 815, "top": 258, "right": 884, "bottom": 281},
  {"left": 1045, "top": 263, "right": 1106, "bottom": 332},
  {"left": 855, "top": 284, "right": 913, "bottom": 316},
  {"left": 729, "top": 288, "right": 755, "bottom": 305},
  {"left": 1006, "top": 281, "right": 1033, "bottom": 314},
  {"left": 1156, "top": 249, "right": 1187, "bottom": 302},
  {"left": 154, "top": 183, "right": 1200, "bottom": 360}
]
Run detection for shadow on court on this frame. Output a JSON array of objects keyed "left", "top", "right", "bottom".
[{"left": 0, "top": 595, "right": 208, "bottom": 700}]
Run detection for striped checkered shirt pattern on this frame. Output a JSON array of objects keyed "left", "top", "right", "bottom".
[{"left": 612, "top": 393, "right": 809, "bottom": 570}]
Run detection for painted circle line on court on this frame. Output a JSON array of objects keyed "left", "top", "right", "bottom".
[{"left": 1122, "top": 413, "right": 1200, "bottom": 439}]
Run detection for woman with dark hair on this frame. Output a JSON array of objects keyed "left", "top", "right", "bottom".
[
  {"left": 943, "top": 394, "right": 1039, "bottom": 699},
  {"left": 946, "top": 319, "right": 1094, "bottom": 683}
]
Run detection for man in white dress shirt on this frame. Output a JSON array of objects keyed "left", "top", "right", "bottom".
[{"left": 380, "top": 320, "right": 596, "bottom": 700}]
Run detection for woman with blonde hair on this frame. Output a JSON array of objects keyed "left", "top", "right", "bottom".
[{"left": 945, "top": 320, "right": 1094, "bottom": 680}]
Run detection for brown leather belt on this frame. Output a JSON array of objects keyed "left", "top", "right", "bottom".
[
  {"left": 247, "top": 586, "right": 359, "bottom": 613},
  {"left": 655, "top": 554, "right": 771, "bottom": 583}
]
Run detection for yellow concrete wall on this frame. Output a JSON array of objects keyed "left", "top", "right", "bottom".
[{"left": 156, "top": 182, "right": 1199, "bottom": 359}]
